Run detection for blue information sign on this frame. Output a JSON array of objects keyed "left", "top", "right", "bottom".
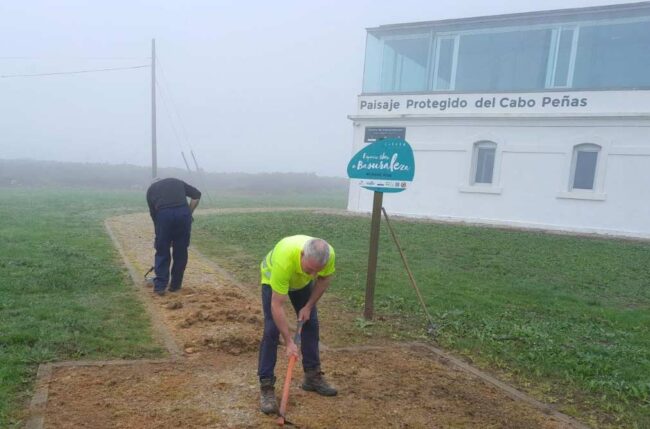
[{"left": 347, "top": 138, "right": 415, "bottom": 193}]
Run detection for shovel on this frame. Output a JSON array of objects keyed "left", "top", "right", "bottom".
[
  {"left": 143, "top": 266, "right": 155, "bottom": 287},
  {"left": 277, "top": 320, "right": 304, "bottom": 427}
]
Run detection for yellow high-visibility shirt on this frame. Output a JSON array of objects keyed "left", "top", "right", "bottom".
[{"left": 260, "top": 235, "right": 336, "bottom": 295}]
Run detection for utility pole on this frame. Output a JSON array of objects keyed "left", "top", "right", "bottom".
[{"left": 151, "top": 38, "right": 157, "bottom": 179}]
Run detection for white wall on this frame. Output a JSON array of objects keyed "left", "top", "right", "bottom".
[{"left": 347, "top": 117, "right": 650, "bottom": 238}]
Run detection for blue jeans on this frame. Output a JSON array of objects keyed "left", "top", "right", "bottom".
[
  {"left": 153, "top": 205, "right": 192, "bottom": 292},
  {"left": 258, "top": 283, "right": 320, "bottom": 380}
]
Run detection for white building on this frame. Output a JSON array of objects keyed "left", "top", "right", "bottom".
[{"left": 347, "top": 2, "right": 650, "bottom": 238}]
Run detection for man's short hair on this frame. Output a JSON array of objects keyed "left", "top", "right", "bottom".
[{"left": 303, "top": 238, "right": 330, "bottom": 267}]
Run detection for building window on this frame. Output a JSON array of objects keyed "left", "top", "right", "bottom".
[
  {"left": 432, "top": 35, "right": 458, "bottom": 90},
  {"left": 573, "top": 21, "right": 650, "bottom": 89},
  {"left": 380, "top": 35, "right": 430, "bottom": 92},
  {"left": 455, "top": 29, "right": 552, "bottom": 91},
  {"left": 571, "top": 144, "right": 600, "bottom": 190},
  {"left": 472, "top": 141, "right": 497, "bottom": 184},
  {"left": 362, "top": 15, "right": 650, "bottom": 94},
  {"left": 546, "top": 26, "right": 578, "bottom": 88},
  {"left": 362, "top": 33, "right": 383, "bottom": 93}
]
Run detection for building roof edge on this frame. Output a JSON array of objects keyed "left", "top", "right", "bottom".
[{"left": 366, "top": 2, "right": 650, "bottom": 32}]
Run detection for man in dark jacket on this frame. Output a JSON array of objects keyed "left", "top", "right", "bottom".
[{"left": 146, "top": 177, "right": 201, "bottom": 296}]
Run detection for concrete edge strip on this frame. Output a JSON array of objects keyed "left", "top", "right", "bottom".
[
  {"left": 325, "top": 344, "right": 392, "bottom": 353},
  {"left": 49, "top": 358, "right": 172, "bottom": 368},
  {"left": 104, "top": 220, "right": 183, "bottom": 359},
  {"left": 23, "top": 364, "right": 52, "bottom": 429}
]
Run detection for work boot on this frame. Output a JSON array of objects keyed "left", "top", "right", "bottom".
[
  {"left": 302, "top": 367, "right": 337, "bottom": 396},
  {"left": 259, "top": 377, "right": 278, "bottom": 414}
]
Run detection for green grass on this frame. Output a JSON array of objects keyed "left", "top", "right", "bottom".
[
  {"left": 192, "top": 211, "right": 650, "bottom": 428},
  {"left": 199, "top": 189, "right": 347, "bottom": 209},
  {"left": 0, "top": 188, "right": 163, "bottom": 428}
]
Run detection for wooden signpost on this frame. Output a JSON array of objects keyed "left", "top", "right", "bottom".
[{"left": 347, "top": 138, "right": 415, "bottom": 320}]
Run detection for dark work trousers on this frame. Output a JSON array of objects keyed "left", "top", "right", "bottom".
[
  {"left": 153, "top": 205, "right": 192, "bottom": 293},
  {"left": 258, "top": 283, "right": 320, "bottom": 381}
]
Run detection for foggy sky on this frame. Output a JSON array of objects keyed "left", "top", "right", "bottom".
[{"left": 0, "top": 0, "right": 633, "bottom": 177}]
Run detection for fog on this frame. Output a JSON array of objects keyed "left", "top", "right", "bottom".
[{"left": 0, "top": 0, "right": 631, "bottom": 177}]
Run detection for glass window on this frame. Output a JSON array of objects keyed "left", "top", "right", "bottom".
[
  {"left": 362, "top": 17, "right": 650, "bottom": 94},
  {"left": 571, "top": 144, "right": 600, "bottom": 190},
  {"left": 362, "top": 33, "right": 383, "bottom": 93},
  {"left": 456, "top": 29, "right": 552, "bottom": 91},
  {"left": 573, "top": 21, "right": 650, "bottom": 89},
  {"left": 380, "top": 36, "right": 430, "bottom": 92},
  {"left": 473, "top": 141, "right": 497, "bottom": 184},
  {"left": 553, "top": 28, "right": 576, "bottom": 87},
  {"left": 433, "top": 36, "right": 457, "bottom": 90}
]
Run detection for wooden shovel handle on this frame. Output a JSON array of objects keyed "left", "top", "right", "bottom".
[
  {"left": 278, "top": 355, "right": 296, "bottom": 418},
  {"left": 277, "top": 321, "right": 304, "bottom": 425}
]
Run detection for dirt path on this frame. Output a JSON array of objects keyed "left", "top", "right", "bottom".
[{"left": 29, "top": 211, "right": 588, "bottom": 429}]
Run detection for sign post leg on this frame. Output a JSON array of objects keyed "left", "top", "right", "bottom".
[{"left": 364, "top": 191, "right": 383, "bottom": 320}]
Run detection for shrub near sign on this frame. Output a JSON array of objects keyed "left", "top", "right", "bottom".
[{"left": 347, "top": 138, "right": 415, "bottom": 193}]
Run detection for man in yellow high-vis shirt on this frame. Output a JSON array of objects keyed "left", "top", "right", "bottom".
[{"left": 257, "top": 235, "right": 338, "bottom": 415}]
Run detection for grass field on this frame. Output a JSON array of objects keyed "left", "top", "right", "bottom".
[
  {"left": 200, "top": 189, "right": 347, "bottom": 209},
  {"left": 192, "top": 211, "right": 650, "bottom": 428}
]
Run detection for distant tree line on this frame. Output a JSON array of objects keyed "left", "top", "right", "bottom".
[{"left": 0, "top": 159, "right": 348, "bottom": 194}]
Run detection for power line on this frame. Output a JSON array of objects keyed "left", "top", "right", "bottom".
[
  {"left": 156, "top": 56, "right": 195, "bottom": 153},
  {"left": 0, "top": 64, "right": 150, "bottom": 79},
  {"left": 155, "top": 73, "right": 190, "bottom": 155},
  {"left": 156, "top": 79, "right": 187, "bottom": 154},
  {"left": 156, "top": 80, "right": 198, "bottom": 181}
]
